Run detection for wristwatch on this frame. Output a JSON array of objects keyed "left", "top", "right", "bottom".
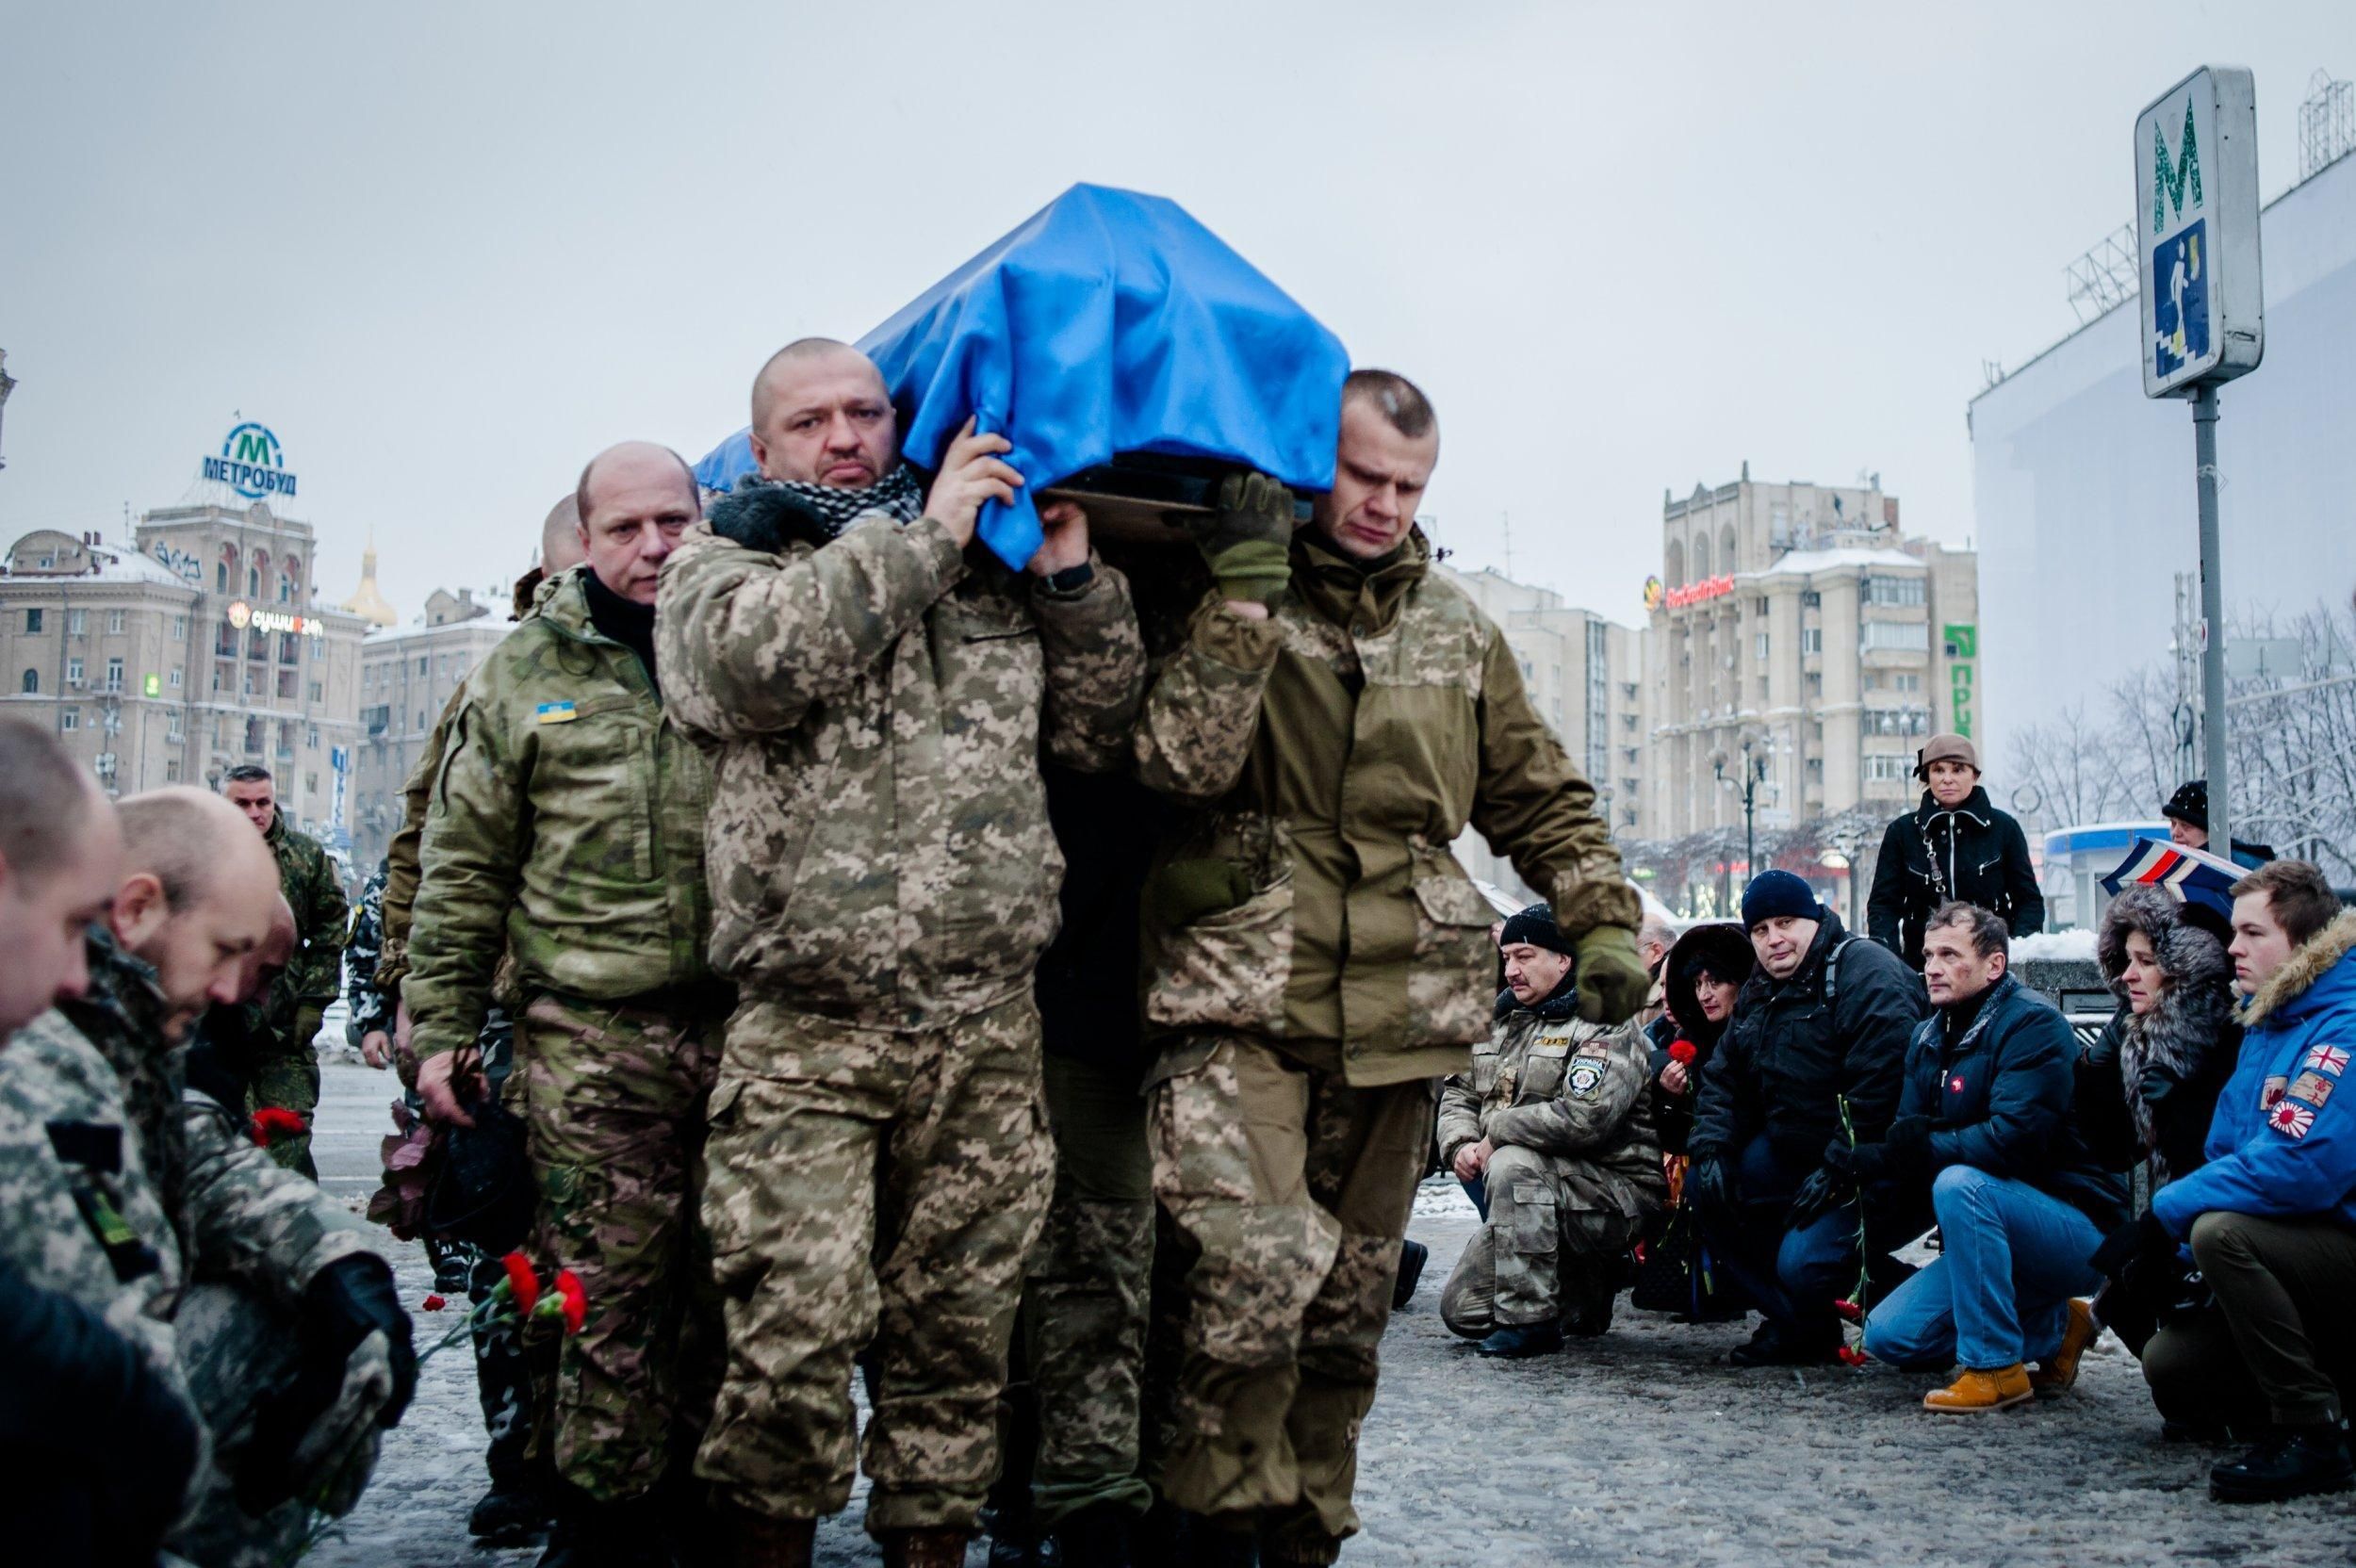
[{"left": 1043, "top": 561, "right": 1096, "bottom": 595}]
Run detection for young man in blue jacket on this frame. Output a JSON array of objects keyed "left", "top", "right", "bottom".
[
  {"left": 2112, "top": 860, "right": 2356, "bottom": 1503},
  {"left": 1841, "top": 903, "right": 2124, "bottom": 1411}
]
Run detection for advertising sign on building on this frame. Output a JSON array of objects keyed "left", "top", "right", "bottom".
[
  {"left": 2135, "top": 66, "right": 2264, "bottom": 397},
  {"left": 201, "top": 421, "right": 300, "bottom": 498}
]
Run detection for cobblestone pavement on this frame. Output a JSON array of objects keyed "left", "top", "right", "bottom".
[{"left": 304, "top": 1063, "right": 2353, "bottom": 1567}]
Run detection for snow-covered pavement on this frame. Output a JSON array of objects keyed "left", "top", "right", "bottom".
[{"left": 304, "top": 1063, "right": 2351, "bottom": 1567}]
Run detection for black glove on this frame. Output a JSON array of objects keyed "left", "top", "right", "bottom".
[
  {"left": 1190, "top": 471, "right": 1296, "bottom": 608},
  {"left": 2091, "top": 1211, "right": 2173, "bottom": 1279},
  {"left": 2136, "top": 1065, "right": 2179, "bottom": 1109},
  {"left": 308, "top": 1256, "right": 417, "bottom": 1428},
  {"left": 1689, "top": 1154, "right": 1736, "bottom": 1217},
  {"left": 1823, "top": 1115, "right": 1933, "bottom": 1187},
  {"left": 1786, "top": 1166, "right": 1854, "bottom": 1231},
  {"left": 237, "top": 1257, "right": 415, "bottom": 1512}
]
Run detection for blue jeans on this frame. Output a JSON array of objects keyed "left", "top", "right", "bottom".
[
  {"left": 1698, "top": 1134, "right": 1868, "bottom": 1340},
  {"left": 1863, "top": 1165, "right": 2105, "bottom": 1371}
]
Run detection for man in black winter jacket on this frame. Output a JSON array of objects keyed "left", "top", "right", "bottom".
[
  {"left": 1866, "top": 734, "right": 2043, "bottom": 969},
  {"left": 1688, "top": 872, "right": 1928, "bottom": 1365},
  {"left": 1847, "top": 904, "right": 2126, "bottom": 1412}
]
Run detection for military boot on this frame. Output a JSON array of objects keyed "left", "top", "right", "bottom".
[
  {"left": 1727, "top": 1319, "right": 1841, "bottom": 1367},
  {"left": 534, "top": 1484, "right": 671, "bottom": 1568},
  {"left": 1050, "top": 1501, "right": 1138, "bottom": 1567},
  {"left": 730, "top": 1510, "right": 816, "bottom": 1568},
  {"left": 881, "top": 1527, "right": 973, "bottom": 1568},
  {"left": 1392, "top": 1238, "right": 1430, "bottom": 1310},
  {"left": 469, "top": 1477, "right": 555, "bottom": 1545},
  {"left": 2210, "top": 1425, "right": 2356, "bottom": 1504},
  {"left": 1477, "top": 1319, "right": 1564, "bottom": 1358}
]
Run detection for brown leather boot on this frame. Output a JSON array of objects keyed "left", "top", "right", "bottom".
[
  {"left": 1922, "top": 1364, "right": 2034, "bottom": 1413},
  {"left": 880, "top": 1527, "right": 973, "bottom": 1568},
  {"left": 731, "top": 1510, "right": 816, "bottom": 1568},
  {"left": 2029, "top": 1298, "right": 2098, "bottom": 1397}
]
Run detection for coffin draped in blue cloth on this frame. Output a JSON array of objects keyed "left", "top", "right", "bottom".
[{"left": 693, "top": 183, "right": 1350, "bottom": 570}]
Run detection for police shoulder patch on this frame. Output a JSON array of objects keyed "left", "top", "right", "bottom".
[{"left": 1566, "top": 1056, "right": 1609, "bottom": 1099}]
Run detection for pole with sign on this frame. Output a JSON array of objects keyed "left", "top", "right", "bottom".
[{"left": 2137, "top": 65, "right": 2263, "bottom": 854}]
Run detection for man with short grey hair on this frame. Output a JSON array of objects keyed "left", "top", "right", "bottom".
[{"left": 218, "top": 762, "right": 347, "bottom": 1176}]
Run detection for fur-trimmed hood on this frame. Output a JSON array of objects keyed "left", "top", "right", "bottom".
[
  {"left": 2240, "top": 909, "right": 2356, "bottom": 1032},
  {"left": 2098, "top": 885, "right": 2239, "bottom": 1166}
]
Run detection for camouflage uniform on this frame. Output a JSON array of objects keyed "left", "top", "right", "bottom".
[
  {"left": 1133, "top": 528, "right": 1639, "bottom": 1560},
  {"left": 408, "top": 565, "right": 722, "bottom": 1506},
  {"left": 345, "top": 858, "right": 391, "bottom": 1048},
  {"left": 0, "top": 931, "right": 384, "bottom": 1565},
  {"left": 245, "top": 808, "right": 348, "bottom": 1178},
  {"left": 1433, "top": 1007, "right": 1665, "bottom": 1337},
  {"left": 657, "top": 496, "right": 1146, "bottom": 1535}
]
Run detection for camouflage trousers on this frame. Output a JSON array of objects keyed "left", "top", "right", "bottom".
[
  {"left": 1146, "top": 1034, "right": 1432, "bottom": 1562},
  {"left": 1437, "top": 1146, "right": 1648, "bottom": 1337},
  {"left": 514, "top": 990, "right": 726, "bottom": 1503},
  {"left": 695, "top": 991, "right": 1052, "bottom": 1534},
  {"left": 246, "top": 1038, "right": 320, "bottom": 1180},
  {"left": 1017, "top": 1048, "right": 1155, "bottom": 1525}
]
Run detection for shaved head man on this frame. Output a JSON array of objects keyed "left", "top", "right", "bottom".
[
  {"left": 749, "top": 337, "right": 898, "bottom": 490},
  {"left": 573, "top": 441, "right": 699, "bottom": 606},
  {"left": 544, "top": 491, "right": 589, "bottom": 576},
  {"left": 0, "top": 715, "right": 123, "bottom": 1041},
  {"left": 109, "top": 789, "right": 283, "bottom": 1044}
]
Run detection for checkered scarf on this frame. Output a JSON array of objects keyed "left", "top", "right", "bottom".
[{"left": 745, "top": 462, "right": 925, "bottom": 540}]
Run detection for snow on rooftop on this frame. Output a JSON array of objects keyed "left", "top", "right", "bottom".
[
  {"left": 1745, "top": 546, "right": 1923, "bottom": 578},
  {"left": 81, "top": 541, "right": 198, "bottom": 588}
]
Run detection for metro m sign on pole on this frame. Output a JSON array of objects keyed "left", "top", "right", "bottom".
[{"left": 2136, "top": 67, "right": 2263, "bottom": 396}]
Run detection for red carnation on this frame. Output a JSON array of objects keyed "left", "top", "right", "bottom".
[
  {"left": 552, "top": 1269, "right": 587, "bottom": 1336},
  {"left": 1833, "top": 1298, "right": 1864, "bottom": 1324},
  {"left": 1836, "top": 1345, "right": 1870, "bottom": 1368},
  {"left": 501, "top": 1251, "right": 541, "bottom": 1315},
  {"left": 421, "top": 1293, "right": 449, "bottom": 1312},
  {"left": 1669, "top": 1039, "right": 1697, "bottom": 1067},
  {"left": 249, "top": 1106, "right": 306, "bottom": 1146}
]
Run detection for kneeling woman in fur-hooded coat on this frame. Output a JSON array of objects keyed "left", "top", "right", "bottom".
[{"left": 2078, "top": 886, "right": 2239, "bottom": 1349}]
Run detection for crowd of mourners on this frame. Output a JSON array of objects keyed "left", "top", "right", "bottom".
[{"left": 3, "top": 343, "right": 2351, "bottom": 1568}]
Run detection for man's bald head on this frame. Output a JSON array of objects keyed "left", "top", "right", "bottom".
[
  {"left": 542, "top": 492, "right": 588, "bottom": 575},
  {"left": 110, "top": 789, "right": 283, "bottom": 1042},
  {"left": 748, "top": 339, "right": 899, "bottom": 489},
  {"left": 574, "top": 441, "right": 699, "bottom": 606}
]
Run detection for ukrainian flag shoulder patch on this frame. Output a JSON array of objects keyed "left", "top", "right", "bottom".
[{"left": 536, "top": 701, "right": 578, "bottom": 724}]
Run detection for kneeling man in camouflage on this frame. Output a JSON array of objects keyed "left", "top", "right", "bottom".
[{"left": 1438, "top": 905, "right": 1666, "bottom": 1357}]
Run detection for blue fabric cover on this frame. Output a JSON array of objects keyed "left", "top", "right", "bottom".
[{"left": 694, "top": 183, "right": 1350, "bottom": 570}]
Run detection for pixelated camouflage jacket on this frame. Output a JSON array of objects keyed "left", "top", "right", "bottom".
[
  {"left": 0, "top": 936, "right": 371, "bottom": 1353},
  {"left": 1133, "top": 527, "right": 1640, "bottom": 1088},
  {"left": 657, "top": 502, "right": 1146, "bottom": 1026},
  {"left": 1438, "top": 1004, "right": 1665, "bottom": 1205},
  {"left": 346, "top": 859, "right": 390, "bottom": 1045},
  {"left": 255, "top": 808, "right": 348, "bottom": 1053},
  {"left": 406, "top": 567, "right": 713, "bottom": 1061}
]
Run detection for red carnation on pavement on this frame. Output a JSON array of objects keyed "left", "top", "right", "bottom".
[
  {"left": 249, "top": 1106, "right": 306, "bottom": 1146},
  {"left": 501, "top": 1251, "right": 541, "bottom": 1315},
  {"left": 1836, "top": 1345, "right": 1869, "bottom": 1368},
  {"left": 1669, "top": 1040, "right": 1698, "bottom": 1067},
  {"left": 421, "top": 1293, "right": 449, "bottom": 1312},
  {"left": 552, "top": 1269, "right": 587, "bottom": 1336}
]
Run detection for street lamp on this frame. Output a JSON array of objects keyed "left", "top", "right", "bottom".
[{"left": 1714, "top": 733, "right": 1773, "bottom": 881}]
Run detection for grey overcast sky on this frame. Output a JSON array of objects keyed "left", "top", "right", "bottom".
[{"left": 3, "top": 1, "right": 2350, "bottom": 625}]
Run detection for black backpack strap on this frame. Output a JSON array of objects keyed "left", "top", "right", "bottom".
[{"left": 1823, "top": 935, "right": 1857, "bottom": 1008}]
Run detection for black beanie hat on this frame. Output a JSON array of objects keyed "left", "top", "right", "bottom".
[
  {"left": 2162, "top": 779, "right": 2208, "bottom": 831},
  {"left": 1742, "top": 870, "right": 1824, "bottom": 928},
  {"left": 1498, "top": 903, "right": 1572, "bottom": 956}
]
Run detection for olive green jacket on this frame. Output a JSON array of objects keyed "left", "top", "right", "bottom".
[
  {"left": 259, "top": 809, "right": 347, "bottom": 1051},
  {"left": 1135, "top": 529, "right": 1639, "bottom": 1087},
  {"left": 406, "top": 568, "right": 713, "bottom": 1060}
]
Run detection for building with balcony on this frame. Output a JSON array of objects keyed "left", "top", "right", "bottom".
[
  {"left": 352, "top": 585, "right": 513, "bottom": 873},
  {"left": 1, "top": 503, "right": 366, "bottom": 848},
  {"left": 1636, "top": 471, "right": 1977, "bottom": 909},
  {"left": 1435, "top": 563, "right": 1644, "bottom": 902}
]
